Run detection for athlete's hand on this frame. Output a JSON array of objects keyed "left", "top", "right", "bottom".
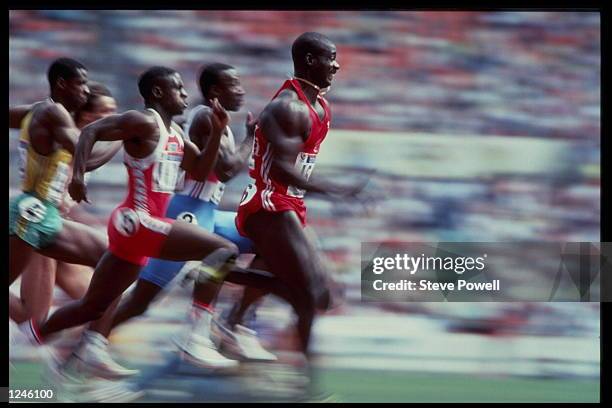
[
  {"left": 68, "top": 177, "right": 90, "bottom": 204},
  {"left": 210, "top": 98, "right": 230, "bottom": 133},
  {"left": 335, "top": 174, "right": 371, "bottom": 198},
  {"left": 245, "top": 111, "right": 258, "bottom": 138}
]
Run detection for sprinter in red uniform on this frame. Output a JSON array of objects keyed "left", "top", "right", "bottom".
[{"left": 236, "top": 32, "right": 366, "bottom": 358}]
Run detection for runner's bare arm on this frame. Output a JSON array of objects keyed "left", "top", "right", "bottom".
[
  {"left": 214, "top": 111, "right": 257, "bottom": 182},
  {"left": 262, "top": 96, "right": 360, "bottom": 198},
  {"left": 85, "top": 140, "right": 123, "bottom": 172},
  {"left": 181, "top": 98, "right": 228, "bottom": 181},
  {"left": 9, "top": 104, "right": 33, "bottom": 129},
  {"left": 69, "top": 110, "right": 157, "bottom": 203}
]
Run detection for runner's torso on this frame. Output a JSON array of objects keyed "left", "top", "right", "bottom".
[
  {"left": 176, "top": 104, "right": 235, "bottom": 205},
  {"left": 17, "top": 105, "right": 73, "bottom": 208},
  {"left": 247, "top": 78, "right": 331, "bottom": 208},
  {"left": 118, "top": 108, "right": 185, "bottom": 217}
]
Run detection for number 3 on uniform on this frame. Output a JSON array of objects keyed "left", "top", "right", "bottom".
[{"left": 178, "top": 211, "right": 198, "bottom": 225}]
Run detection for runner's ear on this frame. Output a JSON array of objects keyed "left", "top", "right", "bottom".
[
  {"left": 305, "top": 53, "right": 315, "bottom": 66},
  {"left": 152, "top": 85, "right": 163, "bottom": 99},
  {"left": 56, "top": 77, "right": 67, "bottom": 91}
]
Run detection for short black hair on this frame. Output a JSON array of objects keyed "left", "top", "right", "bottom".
[
  {"left": 80, "top": 81, "right": 113, "bottom": 113},
  {"left": 291, "top": 32, "right": 333, "bottom": 66},
  {"left": 137, "top": 66, "right": 178, "bottom": 100},
  {"left": 47, "top": 57, "right": 87, "bottom": 88},
  {"left": 198, "top": 63, "right": 234, "bottom": 98}
]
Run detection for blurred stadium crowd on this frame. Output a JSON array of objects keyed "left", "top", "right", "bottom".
[{"left": 9, "top": 10, "right": 600, "bottom": 384}]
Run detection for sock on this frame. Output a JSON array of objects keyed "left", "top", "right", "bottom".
[
  {"left": 192, "top": 301, "right": 214, "bottom": 314},
  {"left": 191, "top": 302, "right": 214, "bottom": 333}
]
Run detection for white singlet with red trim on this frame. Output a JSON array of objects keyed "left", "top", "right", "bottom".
[{"left": 177, "top": 104, "right": 235, "bottom": 205}]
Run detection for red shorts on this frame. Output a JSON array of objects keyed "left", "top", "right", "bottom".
[
  {"left": 107, "top": 207, "right": 174, "bottom": 266},
  {"left": 235, "top": 185, "right": 307, "bottom": 237}
]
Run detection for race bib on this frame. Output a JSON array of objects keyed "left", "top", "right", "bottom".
[
  {"left": 47, "top": 162, "right": 71, "bottom": 206},
  {"left": 177, "top": 211, "right": 198, "bottom": 225},
  {"left": 17, "top": 141, "right": 28, "bottom": 181},
  {"left": 153, "top": 153, "right": 183, "bottom": 193},
  {"left": 18, "top": 196, "right": 47, "bottom": 223},
  {"left": 287, "top": 152, "right": 317, "bottom": 198}
]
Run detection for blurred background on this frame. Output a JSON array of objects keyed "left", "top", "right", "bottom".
[{"left": 9, "top": 10, "right": 600, "bottom": 402}]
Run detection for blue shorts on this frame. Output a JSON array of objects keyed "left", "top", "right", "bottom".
[{"left": 139, "top": 194, "right": 254, "bottom": 288}]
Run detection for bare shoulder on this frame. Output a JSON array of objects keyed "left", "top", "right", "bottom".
[
  {"left": 122, "top": 109, "right": 155, "bottom": 124},
  {"left": 170, "top": 121, "right": 186, "bottom": 138},
  {"left": 191, "top": 105, "right": 213, "bottom": 125},
  {"left": 262, "top": 90, "right": 310, "bottom": 127},
  {"left": 120, "top": 109, "right": 159, "bottom": 132},
  {"left": 188, "top": 106, "right": 213, "bottom": 144},
  {"left": 40, "top": 100, "right": 73, "bottom": 126}
]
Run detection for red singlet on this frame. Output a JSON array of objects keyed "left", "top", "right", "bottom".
[
  {"left": 236, "top": 79, "right": 331, "bottom": 236},
  {"left": 107, "top": 108, "right": 185, "bottom": 266}
]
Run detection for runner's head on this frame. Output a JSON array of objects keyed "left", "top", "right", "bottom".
[
  {"left": 292, "top": 32, "right": 340, "bottom": 89},
  {"left": 198, "top": 63, "right": 245, "bottom": 112},
  {"left": 47, "top": 57, "right": 90, "bottom": 111},
  {"left": 138, "top": 66, "right": 188, "bottom": 116},
  {"left": 75, "top": 82, "right": 117, "bottom": 128}
]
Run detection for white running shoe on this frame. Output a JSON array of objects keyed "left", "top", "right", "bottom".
[
  {"left": 214, "top": 322, "right": 277, "bottom": 362},
  {"left": 17, "top": 319, "right": 44, "bottom": 346},
  {"left": 79, "top": 380, "right": 145, "bottom": 403},
  {"left": 69, "top": 338, "right": 139, "bottom": 379},
  {"left": 177, "top": 333, "right": 239, "bottom": 369}
]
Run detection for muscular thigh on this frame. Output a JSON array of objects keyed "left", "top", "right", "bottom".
[
  {"left": 38, "top": 219, "right": 107, "bottom": 267},
  {"left": 158, "top": 219, "right": 236, "bottom": 261},
  {"left": 82, "top": 251, "right": 142, "bottom": 306},
  {"left": 245, "top": 211, "right": 323, "bottom": 291}
]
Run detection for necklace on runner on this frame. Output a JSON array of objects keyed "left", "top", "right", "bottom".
[{"left": 293, "top": 77, "right": 331, "bottom": 96}]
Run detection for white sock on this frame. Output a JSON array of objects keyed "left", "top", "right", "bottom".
[{"left": 191, "top": 306, "right": 213, "bottom": 335}]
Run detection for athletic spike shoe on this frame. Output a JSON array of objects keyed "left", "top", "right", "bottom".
[
  {"left": 69, "top": 333, "right": 139, "bottom": 379},
  {"left": 177, "top": 333, "right": 239, "bottom": 369},
  {"left": 214, "top": 321, "right": 277, "bottom": 362},
  {"left": 17, "top": 319, "right": 44, "bottom": 346}
]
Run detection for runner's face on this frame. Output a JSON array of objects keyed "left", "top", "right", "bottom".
[
  {"left": 215, "top": 69, "right": 245, "bottom": 112},
  {"left": 65, "top": 69, "right": 90, "bottom": 110},
  {"left": 79, "top": 95, "right": 117, "bottom": 126},
  {"left": 162, "top": 73, "right": 189, "bottom": 116},
  {"left": 310, "top": 43, "right": 340, "bottom": 88}
]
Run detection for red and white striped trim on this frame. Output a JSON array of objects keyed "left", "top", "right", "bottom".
[
  {"left": 137, "top": 211, "right": 172, "bottom": 235},
  {"left": 260, "top": 144, "right": 276, "bottom": 211}
]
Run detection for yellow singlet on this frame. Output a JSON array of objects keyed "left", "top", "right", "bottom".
[{"left": 17, "top": 111, "right": 73, "bottom": 207}]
